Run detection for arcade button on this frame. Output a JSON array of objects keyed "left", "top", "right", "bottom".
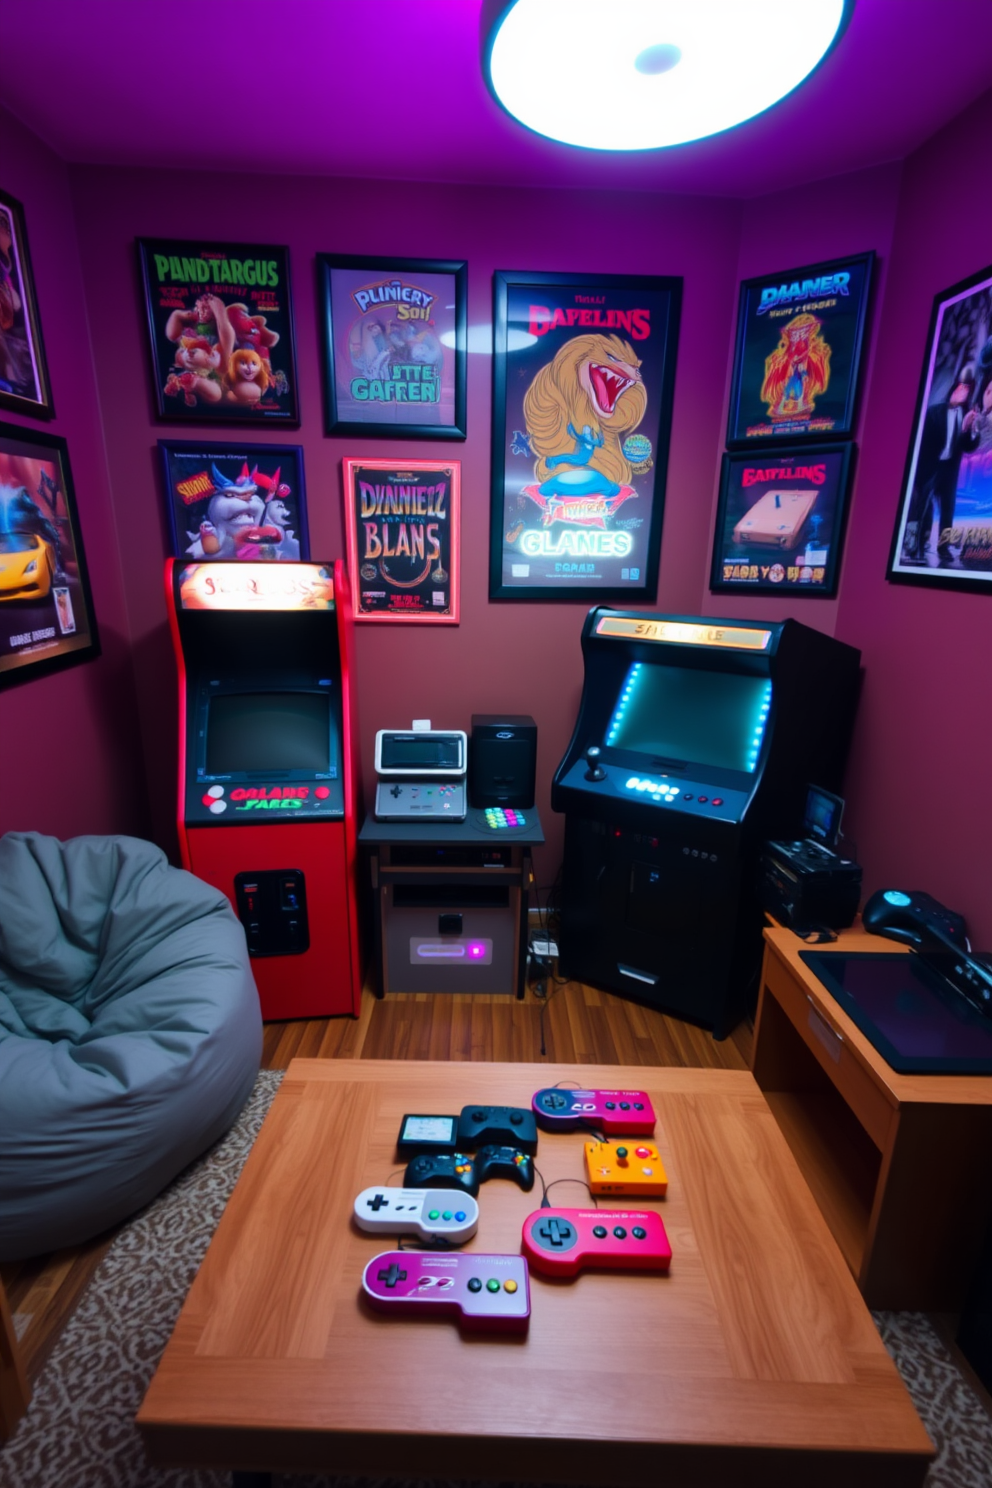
[
  {"left": 712, "top": 797, "right": 724, "bottom": 807},
  {"left": 698, "top": 796, "right": 708, "bottom": 803},
  {"left": 635, "top": 1147, "right": 651, "bottom": 1158}
]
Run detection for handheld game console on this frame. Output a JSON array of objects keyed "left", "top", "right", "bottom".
[
  {"left": 353, "top": 1187, "right": 479, "bottom": 1245},
  {"left": 584, "top": 1140, "right": 668, "bottom": 1197},
  {"left": 532, "top": 1087, "right": 656, "bottom": 1135},
  {"left": 404, "top": 1145, "right": 535, "bottom": 1196},
  {"left": 456, "top": 1104, "right": 538, "bottom": 1155},
  {"left": 521, "top": 1207, "right": 672, "bottom": 1277},
  {"left": 362, "top": 1250, "right": 530, "bottom": 1332}
]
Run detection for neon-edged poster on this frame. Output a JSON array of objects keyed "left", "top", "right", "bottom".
[
  {"left": 490, "top": 270, "right": 681, "bottom": 601},
  {"left": 318, "top": 255, "right": 466, "bottom": 438},
  {"left": 727, "top": 251, "right": 874, "bottom": 446},
  {"left": 887, "top": 263, "right": 992, "bottom": 592},
  {"left": 342, "top": 457, "right": 459, "bottom": 623},
  {"left": 177, "top": 561, "right": 334, "bottom": 611},
  {"left": 709, "top": 443, "right": 855, "bottom": 597},
  {"left": 158, "top": 441, "right": 309, "bottom": 562},
  {"left": 137, "top": 238, "right": 300, "bottom": 426},
  {"left": 0, "top": 188, "right": 53, "bottom": 419},
  {"left": 0, "top": 422, "right": 99, "bottom": 690}
]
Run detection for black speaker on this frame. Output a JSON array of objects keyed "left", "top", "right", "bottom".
[{"left": 469, "top": 714, "right": 537, "bottom": 809}]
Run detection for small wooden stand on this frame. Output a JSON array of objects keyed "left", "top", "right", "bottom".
[{"left": 753, "top": 923, "right": 992, "bottom": 1310}]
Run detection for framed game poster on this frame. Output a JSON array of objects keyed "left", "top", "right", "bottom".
[
  {"left": 137, "top": 238, "right": 300, "bottom": 426},
  {"left": 0, "top": 422, "right": 99, "bottom": 691},
  {"left": 158, "top": 441, "right": 309, "bottom": 562},
  {"left": 0, "top": 188, "right": 53, "bottom": 419},
  {"left": 490, "top": 269, "right": 682, "bottom": 601},
  {"left": 342, "top": 457, "right": 459, "bottom": 623},
  {"left": 709, "top": 442, "right": 855, "bottom": 598},
  {"left": 318, "top": 255, "right": 467, "bottom": 438},
  {"left": 727, "top": 251, "right": 874, "bottom": 446},
  {"left": 887, "top": 264, "right": 992, "bottom": 592}
]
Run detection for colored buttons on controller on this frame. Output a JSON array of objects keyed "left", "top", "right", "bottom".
[
  {"left": 613, "top": 1226, "right": 627, "bottom": 1240},
  {"left": 635, "top": 1146, "right": 651, "bottom": 1158},
  {"left": 632, "top": 1227, "right": 647, "bottom": 1240},
  {"left": 484, "top": 808, "right": 527, "bottom": 829},
  {"left": 486, "top": 1279, "right": 501, "bottom": 1293},
  {"left": 455, "top": 1211, "right": 466, "bottom": 1222},
  {"left": 593, "top": 1225, "right": 608, "bottom": 1238},
  {"left": 428, "top": 1209, "right": 440, "bottom": 1220},
  {"left": 605, "top": 1101, "right": 616, "bottom": 1110},
  {"left": 468, "top": 1277, "right": 483, "bottom": 1292}
]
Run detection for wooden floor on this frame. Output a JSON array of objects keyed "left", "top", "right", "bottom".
[{"left": 2, "top": 975, "right": 751, "bottom": 1391}]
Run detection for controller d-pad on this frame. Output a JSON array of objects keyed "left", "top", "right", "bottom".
[
  {"left": 544, "top": 1093, "right": 568, "bottom": 1110},
  {"left": 378, "top": 1263, "right": 407, "bottom": 1288},
  {"left": 534, "top": 1218, "right": 578, "bottom": 1252},
  {"left": 367, "top": 1193, "right": 388, "bottom": 1211}
]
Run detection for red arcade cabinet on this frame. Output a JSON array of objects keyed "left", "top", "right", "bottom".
[{"left": 166, "top": 559, "right": 362, "bottom": 1020}]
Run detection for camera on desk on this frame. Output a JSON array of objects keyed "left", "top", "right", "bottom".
[{"left": 759, "top": 785, "right": 862, "bottom": 932}]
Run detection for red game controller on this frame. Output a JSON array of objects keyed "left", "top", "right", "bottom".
[
  {"left": 361, "top": 1250, "right": 530, "bottom": 1332},
  {"left": 532, "top": 1087, "right": 656, "bottom": 1135},
  {"left": 521, "top": 1207, "right": 672, "bottom": 1278}
]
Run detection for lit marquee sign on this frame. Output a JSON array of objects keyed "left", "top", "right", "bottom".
[
  {"left": 595, "top": 617, "right": 772, "bottom": 651},
  {"left": 178, "top": 563, "right": 335, "bottom": 611}
]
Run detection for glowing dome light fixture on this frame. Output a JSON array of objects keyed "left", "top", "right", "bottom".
[{"left": 482, "top": 0, "right": 852, "bottom": 153}]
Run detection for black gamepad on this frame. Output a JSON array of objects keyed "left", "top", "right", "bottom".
[
  {"left": 404, "top": 1152, "right": 479, "bottom": 1197},
  {"left": 456, "top": 1104, "right": 538, "bottom": 1155},
  {"left": 862, "top": 889, "right": 968, "bottom": 951},
  {"left": 475, "top": 1144, "right": 535, "bottom": 1192}
]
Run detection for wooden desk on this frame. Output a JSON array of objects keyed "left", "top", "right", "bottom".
[
  {"left": 138, "top": 1059, "right": 931, "bottom": 1486},
  {"left": 754, "top": 925, "right": 992, "bottom": 1310}
]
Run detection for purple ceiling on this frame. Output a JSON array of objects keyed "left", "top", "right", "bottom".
[{"left": 2, "top": 0, "right": 991, "bottom": 197}]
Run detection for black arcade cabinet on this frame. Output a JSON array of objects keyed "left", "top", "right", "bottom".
[{"left": 552, "top": 610, "right": 861, "bottom": 1037}]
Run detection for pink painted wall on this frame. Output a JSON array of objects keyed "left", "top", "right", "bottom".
[
  {"left": 836, "top": 89, "right": 992, "bottom": 944},
  {"left": 66, "top": 167, "right": 743, "bottom": 893},
  {"left": 0, "top": 105, "right": 149, "bottom": 841}
]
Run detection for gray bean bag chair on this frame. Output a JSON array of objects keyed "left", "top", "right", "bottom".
[{"left": 0, "top": 831, "right": 262, "bottom": 1260}]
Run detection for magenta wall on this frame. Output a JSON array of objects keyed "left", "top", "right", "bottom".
[
  {"left": 67, "top": 167, "right": 742, "bottom": 892},
  {"left": 0, "top": 106, "right": 149, "bottom": 841},
  {"left": 836, "top": 90, "right": 992, "bottom": 944}
]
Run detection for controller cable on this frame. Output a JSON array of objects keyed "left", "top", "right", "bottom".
[{"left": 540, "top": 1177, "right": 597, "bottom": 1210}]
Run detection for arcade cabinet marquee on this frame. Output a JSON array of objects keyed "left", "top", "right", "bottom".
[{"left": 166, "top": 559, "right": 362, "bottom": 1021}]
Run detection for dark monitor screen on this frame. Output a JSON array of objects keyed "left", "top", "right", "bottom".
[
  {"left": 206, "top": 692, "right": 333, "bottom": 775},
  {"left": 804, "top": 785, "right": 844, "bottom": 847},
  {"left": 800, "top": 951, "right": 992, "bottom": 1073},
  {"left": 605, "top": 664, "right": 771, "bottom": 774}
]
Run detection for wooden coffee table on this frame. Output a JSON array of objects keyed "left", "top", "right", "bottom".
[{"left": 137, "top": 1059, "right": 933, "bottom": 1487}]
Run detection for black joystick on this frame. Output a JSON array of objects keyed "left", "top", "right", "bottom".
[{"left": 584, "top": 745, "right": 607, "bottom": 782}]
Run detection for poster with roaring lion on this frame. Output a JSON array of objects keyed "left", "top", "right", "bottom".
[
  {"left": 727, "top": 251, "right": 874, "bottom": 446},
  {"left": 490, "top": 271, "right": 682, "bottom": 600}
]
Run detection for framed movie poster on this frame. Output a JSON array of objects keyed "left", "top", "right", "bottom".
[
  {"left": 0, "top": 422, "right": 99, "bottom": 691},
  {"left": 342, "top": 457, "right": 459, "bottom": 623},
  {"left": 137, "top": 238, "right": 300, "bottom": 426},
  {"left": 710, "top": 442, "right": 855, "bottom": 597},
  {"left": 318, "top": 255, "right": 467, "bottom": 439},
  {"left": 887, "top": 264, "right": 992, "bottom": 592},
  {"left": 727, "top": 250, "right": 874, "bottom": 446},
  {"left": 490, "top": 269, "right": 682, "bottom": 601},
  {"left": 0, "top": 188, "right": 53, "bottom": 419},
  {"left": 158, "top": 441, "right": 309, "bottom": 562}
]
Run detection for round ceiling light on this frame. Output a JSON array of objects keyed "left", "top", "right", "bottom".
[{"left": 483, "top": 0, "right": 852, "bottom": 152}]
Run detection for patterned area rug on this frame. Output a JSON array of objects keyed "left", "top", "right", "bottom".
[{"left": 2, "top": 1070, "right": 991, "bottom": 1488}]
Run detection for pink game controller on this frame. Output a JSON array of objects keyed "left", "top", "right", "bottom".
[
  {"left": 361, "top": 1250, "right": 530, "bottom": 1332},
  {"left": 521, "top": 1207, "right": 672, "bottom": 1278},
  {"left": 531, "top": 1087, "right": 656, "bottom": 1135}
]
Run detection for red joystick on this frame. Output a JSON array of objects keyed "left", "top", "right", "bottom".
[{"left": 522, "top": 1207, "right": 672, "bottom": 1278}]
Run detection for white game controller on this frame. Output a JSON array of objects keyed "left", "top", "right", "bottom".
[{"left": 353, "top": 1187, "right": 480, "bottom": 1244}]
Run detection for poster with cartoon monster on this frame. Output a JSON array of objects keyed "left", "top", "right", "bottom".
[
  {"left": 727, "top": 252, "right": 874, "bottom": 445},
  {"left": 138, "top": 239, "right": 300, "bottom": 426},
  {"left": 158, "top": 441, "right": 309, "bottom": 562},
  {"left": 490, "top": 271, "right": 682, "bottom": 600}
]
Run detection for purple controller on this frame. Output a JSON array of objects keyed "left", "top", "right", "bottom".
[
  {"left": 532, "top": 1087, "right": 656, "bottom": 1135},
  {"left": 362, "top": 1250, "right": 530, "bottom": 1332}
]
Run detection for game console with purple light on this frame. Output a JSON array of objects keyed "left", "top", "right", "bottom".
[
  {"left": 532, "top": 1087, "right": 656, "bottom": 1135},
  {"left": 353, "top": 1187, "right": 479, "bottom": 1245},
  {"left": 361, "top": 1250, "right": 530, "bottom": 1332},
  {"left": 521, "top": 1207, "right": 672, "bottom": 1278}
]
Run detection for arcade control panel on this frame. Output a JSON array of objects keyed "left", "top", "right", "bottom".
[{"left": 554, "top": 753, "right": 750, "bottom": 824}]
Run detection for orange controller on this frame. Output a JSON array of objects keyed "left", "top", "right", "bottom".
[{"left": 584, "top": 1140, "right": 668, "bottom": 1197}]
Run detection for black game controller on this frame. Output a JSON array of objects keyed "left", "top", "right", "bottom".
[
  {"left": 404, "top": 1152, "right": 479, "bottom": 1197},
  {"left": 862, "top": 889, "right": 969, "bottom": 951},
  {"left": 475, "top": 1145, "right": 535, "bottom": 1192},
  {"left": 456, "top": 1105, "right": 538, "bottom": 1155}
]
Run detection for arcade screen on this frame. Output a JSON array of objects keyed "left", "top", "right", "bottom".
[
  {"left": 206, "top": 692, "right": 334, "bottom": 775},
  {"left": 606, "top": 665, "right": 770, "bottom": 773}
]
